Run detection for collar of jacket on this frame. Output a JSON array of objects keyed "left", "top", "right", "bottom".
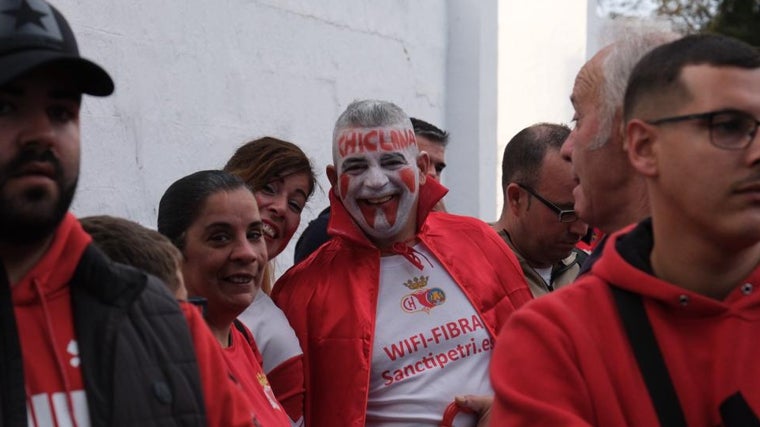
[{"left": 326, "top": 178, "right": 448, "bottom": 249}]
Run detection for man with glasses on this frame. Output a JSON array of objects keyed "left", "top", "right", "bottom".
[
  {"left": 492, "top": 123, "right": 589, "bottom": 297},
  {"left": 489, "top": 34, "right": 760, "bottom": 426}
]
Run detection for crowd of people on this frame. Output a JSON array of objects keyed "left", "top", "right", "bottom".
[{"left": 2, "top": 1, "right": 760, "bottom": 426}]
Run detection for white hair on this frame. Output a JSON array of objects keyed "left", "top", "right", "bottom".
[{"left": 591, "top": 22, "right": 679, "bottom": 149}]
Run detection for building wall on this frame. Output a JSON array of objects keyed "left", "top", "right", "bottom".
[
  {"left": 59, "top": 0, "right": 448, "bottom": 272},
  {"left": 57, "top": 0, "right": 598, "bottom": 275}
]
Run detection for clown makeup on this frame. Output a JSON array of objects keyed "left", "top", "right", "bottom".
[{"left": 334, "top": 126, "right": 425, "bottom": 246}]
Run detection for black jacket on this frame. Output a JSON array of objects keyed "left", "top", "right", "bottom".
[{"left": 1, "top": 245, "right": 206, "bottom": 426}]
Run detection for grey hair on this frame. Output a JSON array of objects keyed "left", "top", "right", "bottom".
[
  {"left": 332, "top": 100, "right": 412, "bottom": 161},
  {"left": 593, "top": 28, "right": 679, "bottom": 149}
]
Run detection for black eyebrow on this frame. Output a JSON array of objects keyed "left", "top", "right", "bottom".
[
  {"left": 381, "top": 152, "right": 407, "bottom": 162},
  {"left": 341, "top": 157, "right": 367, "bottom": 172}
]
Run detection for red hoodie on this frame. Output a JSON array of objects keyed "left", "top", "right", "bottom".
[
  {"left": 490, "top": 221, "right": 760, "bottom": 427},
  {"left": 12, "top": 213, "right": 92, "bottom": 426},
  {"left": 12, "top": 213, "right": 260, "bottom": 427}
]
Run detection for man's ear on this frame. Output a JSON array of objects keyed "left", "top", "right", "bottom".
[
  {"left": 505, "top": 183, "right": 524, "bottom": 216},
  {"left": 416, "top": 152, "right": 430, "bottom": 185},
  {"left": 326, "top": 165, "right": 338, "bottom": 187},
  {"left": 626, "top": 119, "right": 658, "bottom": 177}
]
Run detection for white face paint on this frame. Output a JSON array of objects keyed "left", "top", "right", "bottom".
[{"left": 334, "top": 126, "right": 420, "bottom": 243}]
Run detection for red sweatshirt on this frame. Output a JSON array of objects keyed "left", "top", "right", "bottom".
[
  {"left": 490, "top": 221, "right": 760, "bottom": 426},
  {"left": 223, "top": 324, "right": 291, "bottom": 427},
  {"left": 12, "top": 213, "right": 258, "bottom": 427},
  {"left": 179, "top": 302, "right": 261, "bottom": 426},
  {"left": 13, "top": 213, "right": 92, "bottom": 426}
]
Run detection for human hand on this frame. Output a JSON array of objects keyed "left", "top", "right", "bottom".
[{"left": 454, "top": 394, "right": 492, "bottom": 427}]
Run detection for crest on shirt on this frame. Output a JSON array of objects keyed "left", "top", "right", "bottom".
[
  {"left": 400, "top": 275, "right": 446, "bottom": 313},
  {"left": 257, "top": 372, "right": 281, "bottom": 410}
]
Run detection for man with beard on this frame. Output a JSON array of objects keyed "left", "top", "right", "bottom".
[
  {"left": 0, "top": 1, "right": 239, "bottom": 425},
  {"left": 272, "top": 100, "right": 532, "bottom": 427}
]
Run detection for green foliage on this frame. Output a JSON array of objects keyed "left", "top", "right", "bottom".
[
  {"left": 707, "top": 0, "right": 760, "bottom": 46},
  {"left": 599, "top": 0, "right": 760, "bottom": 46}
]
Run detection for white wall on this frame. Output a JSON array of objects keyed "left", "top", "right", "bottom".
[
  {"left": 491, "top": 0, "right": 589, "bottom": 221},
  {"left": 58, "top": 0, "right": 448, "bottom": 273},
  {"left": 56, "top": 0, "right": 600, "bottom": 275}
]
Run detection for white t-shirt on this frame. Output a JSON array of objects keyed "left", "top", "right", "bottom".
[
  {"left": 237, "top": 292, "right": 302, "bottom": 374},
  {"left": 366, "top": 244, "right": 493, "bottom": 426},
  {"left": 534, "top": 266, "right": 552, "bottom": 287}
]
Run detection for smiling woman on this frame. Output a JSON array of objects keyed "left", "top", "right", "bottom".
[
  {"left": 157, "top": 170, "right": 291, "bottom": 427},
  {"left": 224, "top": 137, "right": 317, "bottom": 278},
  {"left": 223, "top": 137, "right": 316, "bottom": 426}
]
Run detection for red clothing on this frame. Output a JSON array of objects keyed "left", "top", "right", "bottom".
[
  {"left": 272, "top": 179, "right": 532, "bottom": 427},
  {"left": 179, "top": 302, "right": 259, "bottom": 426},
  {"left": 13, "top": 213, "right": 91, "bottom": 426},
  {"left": 223, "top": 323, "right": 291, "bottom": 427},
  {"left": 490, "top": 220, "right": 760, "bottom": 426}
]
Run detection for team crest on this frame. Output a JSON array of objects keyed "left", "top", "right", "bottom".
[
  {"left": 401, "top": 276, "right": 446, "bottom": 313},
  {"left": 257, "top": 372, "right": 281, "bottom": 410}
]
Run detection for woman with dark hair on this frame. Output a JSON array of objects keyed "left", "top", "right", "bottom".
[
  {"left": 158, "top": 170, "right": 291, "bottom": 427},
  {"left": 224, "top": 137, "right": 316, "bottom": 426}
]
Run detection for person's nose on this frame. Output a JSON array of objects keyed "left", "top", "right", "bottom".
[
  {"left": 568, "top": 218, "right": 589, "bottom": 239},
  {"left": 268, "top": 193, "right": 287, "bottom": 219},
  {"left": 744, "top": 125, "right": 760, "bottom": 167},
  {"left": 18, "top": 108, "right": 57, "bottom": 150},
  {"left": 364, "top": 166, "right": 389, "bottom": 189},
  {"left": 229, "top": 237, "right": 257, "bottom": 264},
  {"left": 560, "top": 133, "right": 575, "bottom": 162}
]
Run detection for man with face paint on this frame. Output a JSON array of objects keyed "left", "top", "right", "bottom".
[
  {"left": 272, "top": 100, "right": 532, "bottom": 427},
  {"left": 293, "top": 116, "right": 450, "bottom": 264}
]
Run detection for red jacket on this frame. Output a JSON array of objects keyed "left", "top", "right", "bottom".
[
  {"left": 272, "top": 179, "right": 532, "bottom": 427},
  {"left": 490, "top": 220, "right": 760, "bottom": 427}
]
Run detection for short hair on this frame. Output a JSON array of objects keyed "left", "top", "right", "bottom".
[
  {"left": 332, "top": 100, "right": 413, "bottom": 162},
  {"left": 81, "top": 215, "right": 183, "bottom": 294},
  {"left": 501, "top": 123, "right": 571, "bottom": 191},
  {"left": 593, "top": 30, "right": 679, "bottom": 148},
  {"left": 410, "top": 117, "right": 449, "bottom": 147},
  {"left": 157, "top": 170, "right": 249, "bottom": 249},
  {"left": 624, "top": 34, "right": 760, "bottom": 122},
  {"left": 223, "top": 136, "right": 317, "bottom": 198}
]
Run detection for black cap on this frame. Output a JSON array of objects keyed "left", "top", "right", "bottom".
[{"left": 0, "top": 0, "right": 113, "bottom": 96}]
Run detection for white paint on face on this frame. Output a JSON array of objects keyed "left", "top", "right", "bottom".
[{"left": 334, "top": 126, "right": 421, "bottom": 244}]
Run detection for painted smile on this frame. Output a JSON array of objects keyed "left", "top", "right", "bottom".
[{"left": 358, "top": 194, "right": 400, "bottom": 228}]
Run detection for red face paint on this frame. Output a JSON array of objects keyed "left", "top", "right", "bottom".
[
  {"left": 359, "top": 202, "right": 377, "bottom": 228},
  {"left": 340, "top": 174, "right": 350, "bottom": 197},
  {"left": 400, "top": 168, "right": 416, "bottom": 193},
  {"left": 357, "top": 197, "right": 400, "bottom": 229},
  {"left": 382, "top": 198, "right": 399, "bottom": 227}
]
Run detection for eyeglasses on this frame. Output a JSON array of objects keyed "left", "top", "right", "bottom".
[
  {"left": 646, "top": 109, "right": 760, "bottom": 150},
  {"left": 516, "top": 183, "right": 579, "bottom": 223}
]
